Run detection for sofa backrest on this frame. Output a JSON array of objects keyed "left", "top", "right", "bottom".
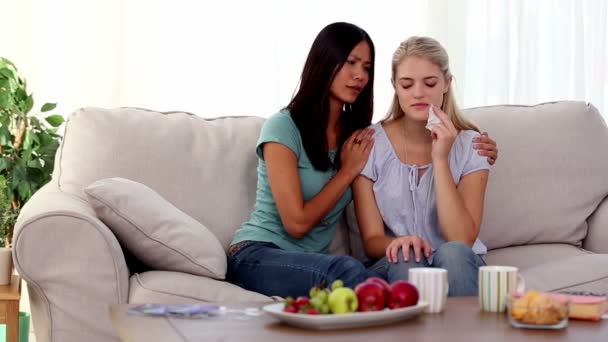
[
  {"left": 464, "top": 101, "right": 608, "bottom": 250},
  {"left": 54, "top": 107, "right": 264, "bottom": 249},
  {"left": 55, "top": 102, "right": 608, "bottom": 255}
]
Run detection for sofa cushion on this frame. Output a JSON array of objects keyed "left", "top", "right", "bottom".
[
  {"left": 485, "top": 244, "right": 608, "bottom": 292},
  {"left": 128, "top": 271, "right": 271, "bottom": 304},
  {"left": 484, "top": 244, "right": 591, "bottom": 270},
  {"left": 85, "top": 177, "right": 227, "bottom": 279},
  {"left": 520, "top": 254, "right": 608, "bottom": 293},
  {"left": 464, "top": 102, "right": 608, "bottom": 250},
  {"left": 329, "top": 215, "right": 350, "bottom": 256},
  {"left": 56, "top": 107, "right": 265, "bottom": 250},
  {"left": 344, "top": 202, "right": 369, "bottom": 263}
]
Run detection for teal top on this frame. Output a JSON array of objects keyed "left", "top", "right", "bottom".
[{"left": 231, "top": 110, "right": 352, "bottom": 254}]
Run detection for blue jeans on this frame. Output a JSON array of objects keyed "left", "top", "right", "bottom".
[
  {"left": 367, "top": 241, "right": 486, "bottom": 296},
  {"left": 226, "top": 241, "right": 372, "bottom": 298}
]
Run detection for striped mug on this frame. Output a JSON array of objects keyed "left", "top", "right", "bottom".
[
  {"left": 408, "top": 268, "right": 448, "bottom": 313},
  {"left": 478, "top": 266, "right": 526, "bottom": 312}
]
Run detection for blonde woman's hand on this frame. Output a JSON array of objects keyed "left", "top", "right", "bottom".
[
  {"left": 429, "top": 105, "right": 458, "bottom": 162},
  {"left": 386, "top": 235, "right": 432, "bottom": 264},
  {"left": 340, "top": 128, "right": 374, "bottom": 178}
]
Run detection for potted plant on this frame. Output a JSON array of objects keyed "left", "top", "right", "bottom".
[{"left": 0, "top": 57, "right": 64, "bottom": 284}]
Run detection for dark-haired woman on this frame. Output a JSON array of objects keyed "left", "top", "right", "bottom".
[{"left": 226, "top": 22, "right": 497, "bottom": 298}]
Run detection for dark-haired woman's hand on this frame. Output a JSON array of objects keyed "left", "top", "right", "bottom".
[
  {"left": 340, "top": 128, "right": 374, "bottom": 179},
  {"left": 473, "top": 132, "right": 498, "bottom": 165}
]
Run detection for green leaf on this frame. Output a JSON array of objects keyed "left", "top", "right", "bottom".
[
  {"left": 17, "top": 181, "right": 31, "bottom": 201},
  {"left": 6, "top": 187, "right": 13, "bottom": 203},
  {"left": 31, "top": 132, "right": 40, "bottom": 146},
  {"left": 0, "top": 114, "right": 10, "bottom": 126},
  {"left": 36, "top": 131, "right": 50, "bottom": 145},
  {"left": 0, "top": 68, "right": 15, "bottom": 81},
  {"left": 45, "top": 115, "right": 64, "bottom": 127},
  {"left": 40, "top": 103, "right": 57, "bottom": 112},
  {"left": 0, "top": 158, "right": 9, "bottom": 172},
  {"left": 15, "top": 87, "right": 27, "bottom": 102},
  {"left": 20, "top": 149, "right": 32, "bottom": 164},
  {"left": 24, "top": 95, "right": 34, "bottom": 114},
  {"left": 0, "top": 93, "right": 9, "bottom": 108},
  {"left": 0, "top": 58, "right": 16, "bottom": 70},
  {"left": 0, "top": 128, "right": 12, "bottom": 146},
  {"left": 26, "top": 159, "right": 41, "bottom": 169},
  {"left": 11, "top": 165, "right": 25, "bottom": 189},
  {"left": 23, "top": 130, "right": 32, "bottom": 150},
  {"left": 0, "top": 79, "right": 10, "bottom": 90}
]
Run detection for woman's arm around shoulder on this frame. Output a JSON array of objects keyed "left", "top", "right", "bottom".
[{"left": 264, "top": 129, "right": 374, "bottom": 239}]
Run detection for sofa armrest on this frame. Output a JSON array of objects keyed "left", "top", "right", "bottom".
[
  {"left": 584, "top": 196, "right": 608, "bottom": 253},
  {"left": 13, "top": 183, "right": 129, "bottom": 342}
]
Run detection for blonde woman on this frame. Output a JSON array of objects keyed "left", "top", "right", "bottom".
[{"left": 353, "top": 36, "right": 490, "bottom": 296}]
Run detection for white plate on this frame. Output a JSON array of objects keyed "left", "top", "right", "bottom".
[{"left": 262, "top": 301, "right": 428, "bottom": 330}]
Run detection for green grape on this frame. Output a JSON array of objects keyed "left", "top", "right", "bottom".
[
  {"left": 309, "top": 297, "right": 324, "bottom": 310},
  {"left": 284, "top": 296, "right": 294, "bottom": 306},
  {"left": 320, "top": 303, "right": 331, "bottom": 314},
  {"left": 331, "top": 279, "right": 344, "bottom": 291},
  {"left": 309, "top": 286, "right": 320, "bottom": 298},
  {"left": 316, "top": 290, "right": 329, "bottom": 303}
]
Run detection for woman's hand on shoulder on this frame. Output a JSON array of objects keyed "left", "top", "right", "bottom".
[
  {"left": 386, "top": 235, "right": 432, "bottom": 264},
  {"left": 473, "top": 132, "right": 498, "bottom": 165},
  {"left": 340, "top": 128, "right": 374, "bottom": 178}
]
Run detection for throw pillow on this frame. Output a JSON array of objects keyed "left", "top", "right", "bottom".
[{"left": 84, "top": 177, "right": 227, "bottom": 279}]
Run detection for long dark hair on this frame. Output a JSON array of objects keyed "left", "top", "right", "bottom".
[{"left": 287, "top": 22, "right": 375, "bottom": 171}]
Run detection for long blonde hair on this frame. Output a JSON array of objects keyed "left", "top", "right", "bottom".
[{"left": 384, "top": 36, "right": 479, "bottom": 132}]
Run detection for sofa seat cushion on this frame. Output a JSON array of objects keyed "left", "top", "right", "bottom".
[
  {"left": 128, "top": 271, "right": 271, "bottom": 304},
  {"left": 486, "top": 244, "right": 607, "bottom": 292},
  {"left": 85, "top": 178, "right": 226, "bottom": 279},
  {"left": 484, "top": 243, "right": 591, "bottom": 269},
  {"left": 519, "top": 254, "right": 608, "bottom": 293}
]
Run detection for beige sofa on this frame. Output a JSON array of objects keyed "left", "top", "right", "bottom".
[{"left": 13, "top": 101, "right": 608, "bottom": 342}]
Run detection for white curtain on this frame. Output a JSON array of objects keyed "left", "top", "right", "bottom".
[
  {"left": 459, "top": 0, "right": 607, "bottom": 114},
  {"left": 2, "top": 0, "right": 607, "bottom": 122}
]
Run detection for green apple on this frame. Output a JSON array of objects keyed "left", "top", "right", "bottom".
[{"left": 328, "top": 287, "right": 359, "bottom": 314}]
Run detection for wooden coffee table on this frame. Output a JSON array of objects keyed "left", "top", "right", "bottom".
[{"left": 110, "top": 297, "right": 608, "bottom": 341}]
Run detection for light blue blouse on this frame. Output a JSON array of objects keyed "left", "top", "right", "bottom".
[{"left": 361, "top": 123, "right": 490, "bottom": 258}]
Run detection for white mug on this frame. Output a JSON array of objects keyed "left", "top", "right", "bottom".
[
  {"left": 408, "top": 267, "right": 448, "bottom": 313},
  {"left": 478, "top": 265, "right": 526, "bottom": 313}
]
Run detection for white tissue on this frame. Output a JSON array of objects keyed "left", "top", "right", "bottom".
[{"left": 425, "top": 105, "right": 441, "bottom": 131}]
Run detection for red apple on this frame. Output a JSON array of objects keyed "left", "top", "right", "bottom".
[
  {"left": 355, "top": 282, "right": 387, "bottom": 312},
  {"left": 366, "top": 277, "right": 391, "bottom": 300},
  {"left": 388, "top": 280, "right": 419, "bottom": 309}
]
